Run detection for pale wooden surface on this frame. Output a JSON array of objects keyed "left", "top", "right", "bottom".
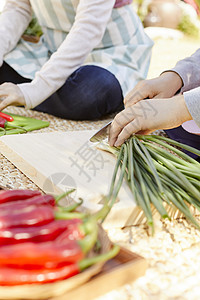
[
  {"left": 0, "top": 130, "right": 140, "bottom": 229},
  {"left": 0, "top": 130, "right": 190, "bottom": 229}
]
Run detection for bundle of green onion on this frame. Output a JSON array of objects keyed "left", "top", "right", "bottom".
[{"left": 104, "top": 135, "right": 200, "bottom": 234}]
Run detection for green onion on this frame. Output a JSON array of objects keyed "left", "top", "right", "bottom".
[
  {"left": 101, "top": 144, "right": 128, "bottom": 223},
  {"left": 137, "top": 135, "right": 200, "bottom": 163},
  {"left": 102, "top": 134, "right": 200, "bottom": 233},
  {"left": 107, "top": 144, "right": 124, "bottom": 200},
  {"left": 148, "top": 148, "right": 200, "bottom": 199},
  {"left": 133, "top": 154, "right": 154, "bottom": 232},
  {"left": 133, "top": 137, "right": 164, "bottom": 193}
]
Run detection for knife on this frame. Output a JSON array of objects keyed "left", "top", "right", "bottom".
[{"left": 89, "top": 121, "right": 112, "bottom": 143}]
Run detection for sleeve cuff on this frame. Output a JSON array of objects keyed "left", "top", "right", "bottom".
[
  {"left": 184, "top": 87, "right": 200, "bottom": 128},
  {"left": 17, "top": 77, "right": 55, "bottom": 110},
  {"left": 171, "top": 64, "right": 200, "bottom": 93},
  {"left": 170, "top": 65, "right": 189, "bottom": 91},
  {"left": 162, "top": 66, "right": 198, "bottom": 94}
]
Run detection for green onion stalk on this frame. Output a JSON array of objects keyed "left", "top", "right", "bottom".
[{"left": 100, "top": 135, "right": 200, "bottom": 233}]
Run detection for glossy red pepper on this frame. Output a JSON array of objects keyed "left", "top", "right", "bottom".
[
  {"left": 0, "top": 219, "right": 82, "bottom": 245},
  {"left": 0, "top": 117, "right": 6, "bottom": 128},
  {"left": 0, "top": 189, "right": 41, "bottom": 204},
  {"left": 0, "top": 239, "right": 84, "bottom": 266},
  {"left": 0, "top": 264, "right": 80, "bottom": 285},
  {"left": 0, "top": 194, "right": 56, "bottom": 211},
  {"left": 0, "top": 205, "right": 54, "bottom": 229},
  {"left": 54, "top": 215, "right": 100, "bottom": 244},
  {"left": 0, "top": 189, "right": 78, "bottom": 211},
  {"left": 0, "top": 220, "right": 98, "bottom": 266},
  {"left": 0, "top": 199, "right": 86, "bottom": 229},
  {"left": 55, "top": 224, "right": 85, "bottom": 242},
  {"left": 0, "top": 244, "right": 119, "bottom": 285},
  {"left": 0, "top": 112, "right": 14, "bottom": 122}
]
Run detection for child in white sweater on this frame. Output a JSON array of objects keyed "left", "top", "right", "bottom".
[{"left": 0, "top": 0, "right": 153, "bottom": 120}]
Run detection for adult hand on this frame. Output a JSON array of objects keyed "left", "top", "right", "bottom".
[
  {"left": 0, "top": 83, "right": 25, "bottom": 111},
  {"left": 124, "top": 71, "right": 183, "bottom": 108},
  {"left": 109, "top": 95, "right": 192, "bottom": 147}
]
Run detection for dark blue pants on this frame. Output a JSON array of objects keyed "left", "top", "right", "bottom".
[
  {"left": 0, "top": 62, "right": 124, "bottom": 120},
  {"left": 165, "top": 127, "right": 200, "bottom": 161}
]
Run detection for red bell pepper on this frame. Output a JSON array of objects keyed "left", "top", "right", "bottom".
[
  {"left": 0, "top": 190, "right": 41, "bottom": 204},
  {"left": 0, "top": 219, "right": 82, "bottom": 245},
  {"left": 0, "top": 244, "right": 119, "bottom": 285}
]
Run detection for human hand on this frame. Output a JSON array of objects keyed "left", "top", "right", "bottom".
[
  {"left": 109, "top": 95, "right": 192, "bottom": 147},
  {"left": 124, "top": 71, "right": 183, "bottom": 108},
  {"left": 0, "top": 83, "right": 25, "bottom": 111}
]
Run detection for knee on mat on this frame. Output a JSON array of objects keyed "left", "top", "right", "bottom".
[{"left": 62, "top": 65, "right": 123, "bottom": 120}]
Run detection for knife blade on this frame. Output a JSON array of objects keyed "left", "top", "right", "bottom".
[{"left": 89, "top": 121, "right": 112, "bottom": 143}]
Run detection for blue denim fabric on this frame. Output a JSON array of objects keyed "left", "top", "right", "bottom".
[
  {"left": 35, "top": 65, "right": 124, "bottom": 120},
  {"left": 165, "top": 126, "right": 200, "bottom": 161},
  {"left": 0, "top": 63, "right": 124, "bottom": 120}
]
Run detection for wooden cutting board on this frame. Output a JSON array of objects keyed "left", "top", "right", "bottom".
[{"left": 0, "top": 130, "right": 145, "bottom": 228}]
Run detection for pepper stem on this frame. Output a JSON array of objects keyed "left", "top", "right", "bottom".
[
  {"left": 58, "top": 197, "right": 83, "bottom": 212},
  {"left": 92, "top": 197, "right": 110, "bottom": 222},
  {"left": 55, "top": 188, "right": 76, "bottom": 203},
  {"left": 78, "top": 221, "right": 98, "bottom": 254},
  {"left": 55, "top": 210, "right": 87, "bottom": 220},
  {"left": 79, "top": 244, "right": 120, "bottom": 271}
]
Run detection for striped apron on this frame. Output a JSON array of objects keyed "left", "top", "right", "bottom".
[{"left": 4, "top": 0, "right": 153, "bottom": 97}]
